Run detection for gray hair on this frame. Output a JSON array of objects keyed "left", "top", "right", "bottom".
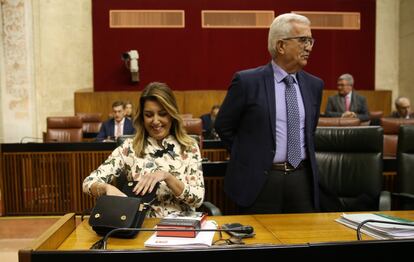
[
  {"left": 338, "top": 73, "right": 354, "bottom": 86},
  {"left": 395, "top": 96, "right": 410, "bottom": 107},
  {"left": 267, "top": 13, "right": 311, "bottom": 58}
]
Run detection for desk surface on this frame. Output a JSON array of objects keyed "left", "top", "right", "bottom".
[
  {"left": 53, "top": 211, "right": 414, "bottom": 250},
  {"left": 19, "top": 211, "right": 414, "bottom": 261}
]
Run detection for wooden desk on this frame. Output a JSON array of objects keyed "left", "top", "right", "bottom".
[{"left": 19, "top": 211, "right": 414, "bottom": 261}]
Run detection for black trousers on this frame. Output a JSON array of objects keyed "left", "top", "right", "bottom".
[{"left": 238, "top": 166, "right": 315, "bottom": 214}]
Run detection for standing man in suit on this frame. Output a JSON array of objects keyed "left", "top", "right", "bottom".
[
  {"left": 324, "top": 74, "right": 369, "bottom": 121},
  {"left": 96, "top": 100, "right": 135, "bottom": 142},
  {"left": 215, "top": 13, "right": 324, "bottom": 214}
]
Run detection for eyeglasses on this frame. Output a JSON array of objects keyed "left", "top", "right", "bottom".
[
  {"left": 281, "top": 36, "right": 315, "bottom": 47},
  {"left": 213, "top": 229, "right": 245, "bottom": 246}
]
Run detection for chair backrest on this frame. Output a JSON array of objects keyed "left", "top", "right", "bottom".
[
  {"left": 369, "top": 110, "right": 383, "bottom": 126},
  {"left": 396, "top": 125, "right": 414, "bottom": 209},
  {"left": 46, "top": 116, "right": 83, "bottom": 142},
  {"left": 76, "top": 112, "right": 103, "bottom": 133},
  {"left": 317, "top": 117, "right": 361, "bottom": 127},
  {"left": 380, "top": 117, "right": 414, "bottom": 157},
  {"left": 182, "top": 118, "right": 203, "bottom": 149},
  {"left": 179, "top": 113, "right": 193, "bottom": 119},
  {"left": 315, "top": 126, "right": 383, "bottom": 211},
  {"left": 116, "top": 134, "right": 135, "bottom": 147}
]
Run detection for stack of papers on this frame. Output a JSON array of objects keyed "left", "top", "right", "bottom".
[
  {"left": 336, "top": 213, "right": 414, "bottom": 239},
  {"left": 144, "top": 220, "right": 217, "bottom": 248}
]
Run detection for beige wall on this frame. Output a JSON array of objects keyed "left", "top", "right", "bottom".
[
  {"left": 0, "top": 0, "right": 413, "bottom": 142},
  {"left": 32, "top": 0, "right": 93, "bottom": 138},
  {"left": 399, "top": 0, "right": 414, "bottom": 111},
  {"left": 375, "top": 0, "right": 399, "bottom": 96}
]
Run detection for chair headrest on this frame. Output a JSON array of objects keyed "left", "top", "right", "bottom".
[
  {"left": 380, "top": 117, "right": 414, "bottom": 134},
  {"left": 47, "top": 116, "right": 82, "bottom": 128},
  {"left": 318, "top": 117, "right": 361, "bottom": 127},
  {"left": 182, "top": 118, "right": 202, "bottom": 135},
  {"left": 76, "top": 112, "right": 102, "bottom": 122}
]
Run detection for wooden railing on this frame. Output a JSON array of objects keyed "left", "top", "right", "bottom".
[{"left": 0, "top": 143, "right": 233, "bottom": 216}]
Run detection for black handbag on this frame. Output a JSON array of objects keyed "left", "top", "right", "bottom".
[{"left": 89, "top": 181, "right": 159, "bottom": 238}]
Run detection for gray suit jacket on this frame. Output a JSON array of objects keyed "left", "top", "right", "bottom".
[{"left": 325, "top": 92, "right": 369, "bottom": 121}]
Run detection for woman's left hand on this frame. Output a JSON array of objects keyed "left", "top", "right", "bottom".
[{"left": 133, "top": 170, "right": 169, "bottom": 195}]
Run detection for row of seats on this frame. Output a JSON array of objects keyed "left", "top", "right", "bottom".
[
  {"left": 44, "top": 114, "right": 203, "bottom": 143},
  {"left": 45, "top": 113, "right": 102, "bottom": 142},
  {"left": 317, "top": 125, "right": 414, "bottom": 212},
  {"left": 317, "top": 117, "right": 414, "bottom": 157}
]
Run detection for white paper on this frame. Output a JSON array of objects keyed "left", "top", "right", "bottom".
[
  {"left": 144, "top": 220, "right": 217, "bottom": 248},
  {"left": 336, "top": 213, "right": 414, "bottom": 239}
]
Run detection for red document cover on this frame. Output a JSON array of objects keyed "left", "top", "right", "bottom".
[{"left": 156, "top": 212, "right": 207, "bottom": 238}]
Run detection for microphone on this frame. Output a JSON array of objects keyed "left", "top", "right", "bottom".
[
  {"left": 92, "top": 225, "right": 254, "bottom": 249},
  {"left": 356, "top": 219, "right": 414, "bottom": 240}
]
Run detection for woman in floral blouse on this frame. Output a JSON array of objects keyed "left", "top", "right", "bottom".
[{"left": 83, "top": 82, "right": 205, "bottom": 217}]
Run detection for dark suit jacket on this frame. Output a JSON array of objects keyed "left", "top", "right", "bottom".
[
  {"left": 200, "top": 114, "right": 213, "bottom": 133},
  {"left": 96, "top": 117, "right": 135, "bottom": 141},
  {"left": 215, "top": 63, "right": 324, "bottom": 208},
  {"left": 389, "top": 111, "right": 414, "bottom": 119},
  {"left": 325, "top": 92, "right": 369, "bottom": 121}
]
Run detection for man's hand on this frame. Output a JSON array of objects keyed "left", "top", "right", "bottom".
[{"left": 342, "top": 111, "right": 357, "bottom": 118}]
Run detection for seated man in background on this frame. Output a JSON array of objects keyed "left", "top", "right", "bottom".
[
  {"left": 200, "top": 105, "right": 220, "bottom": 139},
  {"left": 390, "top": 96, "right": 414, "bottom": 119},
  {"left": 325, "top": 73, "right": 369, "bottom": 121},
  {"left": 96, "top": 100, "right": 135, "bottom": 142}
]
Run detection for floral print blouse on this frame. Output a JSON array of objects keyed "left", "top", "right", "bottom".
[{"left": 83, "top": 135, "right": 205, "bottom": 217}]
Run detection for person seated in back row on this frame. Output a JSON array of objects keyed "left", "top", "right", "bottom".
[
  {"left": 200, "top": 105, "right": 220, "bottom": 139},
  {"left": 125, "top": 100, "right": 134, "bottom": 120},
  {"left": 324, "top": 73, "right": 369, "bottom": 122},
  {"left": 96, "top": 100, "right": 135, "bottom": 142},
  {"left": 389, "top": 96, "right": 414, "bottom": 119}
]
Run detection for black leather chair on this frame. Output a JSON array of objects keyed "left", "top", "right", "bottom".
[
  {"left": 115, "top": 135, "right": 222, "bottom": 215},
  {"left": 393, "top": 125, "right": 414, "bottom": 209},
  {"left": 315, "top": 126, "right": 390, "bottom": 212}
]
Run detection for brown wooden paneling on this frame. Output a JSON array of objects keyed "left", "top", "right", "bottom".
[
  {"left": 321, "top": 90, "right": 392, "bottom": 116},
  {"left": 183, "top": 90, "right": 226, "bottom": 117},
  {"left": 74, "top": 90, "right": 226, "bottom": 120},
  {"left": 202, "top": 149, "right": 228, "bottom": 162},
  {"left": 74, "top": 89, "right": 141, "bottom": 121},
  {"left": 75, "top": 89, "right": 392, "bottom": 121},
  {"left": 1, "top": 151, "right": 110, "bottom": 215}
]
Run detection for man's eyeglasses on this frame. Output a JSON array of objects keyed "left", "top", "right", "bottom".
[{"left": 281, "top": 36, "right": 315, "bottom": 47}]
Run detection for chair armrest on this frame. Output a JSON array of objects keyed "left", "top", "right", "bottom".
[
  {"left": 200, "top": 201, "right": 222, "bottom": 216},
  {"left": 391, "top": 192, "right": 414, "bottom": 210},
  {"left": 379, "top": 190, "right": 391, "bottom": 211},
  {"left": 393, "top": 192, "right": 414, "bottom": 200}
]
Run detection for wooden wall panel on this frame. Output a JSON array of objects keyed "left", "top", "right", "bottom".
[
  {"left": 183, "top": 90, "right": 227, "bottom": 117},
  {"left": 75, "top": 89, "right": 392, "bottom": 121},
  {"left": 320, "top": 90, "right": 392, "bottom": 115}
]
